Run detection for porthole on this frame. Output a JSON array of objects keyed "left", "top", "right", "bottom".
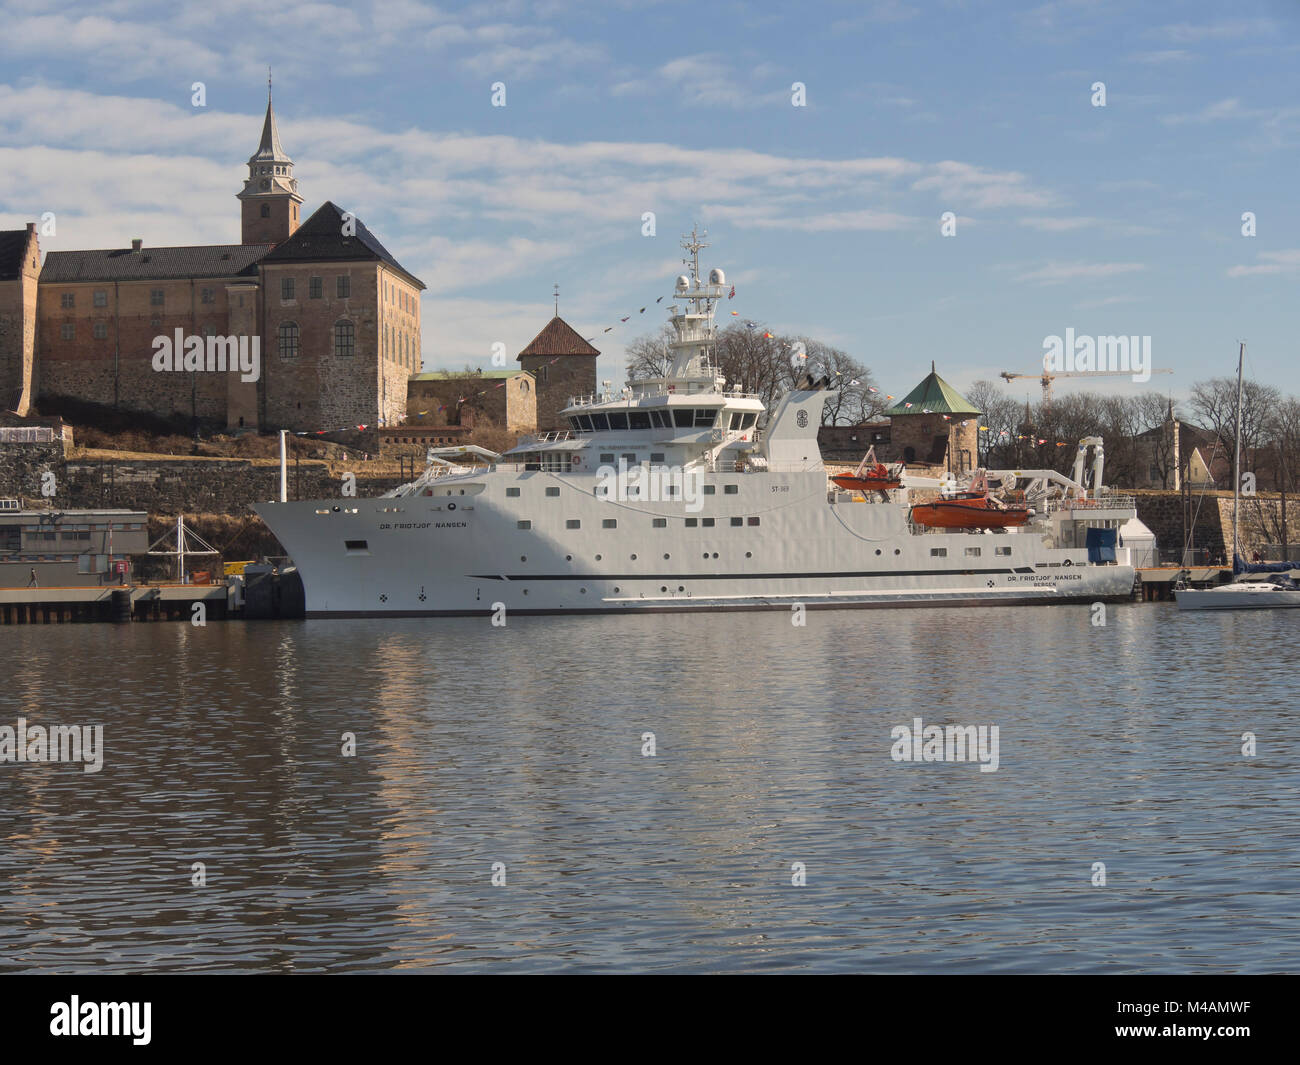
[
  {"left": 614, "top": 586, "right": 620, "bottom": 593},
  {"left": 677, "top": 585, "right": 684, "bottom": 592},
  {"left": 894, "top": 549, "right": 901, "bottom": 555},
  {"left": 595, "top": 554, "right": 602, "bottom": 561},
  {"left": 703, "top": 553, "right": 709, "bottom": 559},
  {"left": 630, "top": 554, "right": 637, "bottom": 560},
  {"left": 660, "top": 586, "right": 668, "bottom": 592},
  {"left": 520, "top": 555, "right": 527, "bottom": 562},
  {"left": 565, "top": 554, "right": 572, "bottom": 561},
  {"left": 745, "top": 552, "right": 752, "bottom": 558},
  {"left": 663, "top": 553, "right": 670, "bottom": 560},
  {"left": 580, "top": 588, "right": 587, "bottom": 594},
  {"left": 875, "top": 549, "right": 882, "bottom": 556},
  {"left": 522, "top": 589, "right": 528, "bottom": 595},
  {"left": 713, "top": 552, "right": 719, "bottom": 559}
]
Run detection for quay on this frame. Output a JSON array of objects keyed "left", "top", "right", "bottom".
[{"left": 0, "top": 565, "right": 304, "bottom": 624}]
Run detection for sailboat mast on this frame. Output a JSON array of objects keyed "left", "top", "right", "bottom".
[{"left": 1233, "top": 341, "right": 1244, "bottom": 566}]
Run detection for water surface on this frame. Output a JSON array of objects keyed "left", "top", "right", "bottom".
[{"left": 1, "top": 603, "right": 1295, "bottom": 972}]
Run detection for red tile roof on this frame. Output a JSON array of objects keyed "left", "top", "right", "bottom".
[{"left": 517, "top": 316, "right": 599, "bottom": 358}]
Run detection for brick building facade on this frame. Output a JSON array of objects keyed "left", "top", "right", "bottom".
[
  {"left": 0, "top": 89, "right": 422, "bottom": 449},
  {"left": 516, "top": 317, "right": 599, "bottom": 430},
  {"left": 0, "top": 224, "right": 41, "bottom": 416}
]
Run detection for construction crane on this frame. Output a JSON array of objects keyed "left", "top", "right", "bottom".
[{"left": 1000, "top": 367, "right": 1172, "bottom": 405}]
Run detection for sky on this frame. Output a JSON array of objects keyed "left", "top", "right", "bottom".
[{"left": 2, "top": 0, "right": 1299, "bottom": 409}]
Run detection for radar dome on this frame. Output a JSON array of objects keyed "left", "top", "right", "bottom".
[
  {"left": 675, "top": 274, "right": 690, "bottom": 290},
  {"left": 708, "top": 268, "right": 726, "bottom": 286}
]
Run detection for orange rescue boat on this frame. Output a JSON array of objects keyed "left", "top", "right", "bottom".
[
  {"left": 831, "top": 447, "right": 903, "bottom": 493},
  {"left": 908, "top": 469, "right": 1033, "bottom": 529}
]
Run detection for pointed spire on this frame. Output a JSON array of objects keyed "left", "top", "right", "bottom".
[{"left": 250, "top": 72, "right": 291, "bottom": 164}]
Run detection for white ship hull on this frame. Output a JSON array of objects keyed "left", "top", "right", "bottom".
[{"left": 254, "top": 469, "right": 1136, "bottom": 617}]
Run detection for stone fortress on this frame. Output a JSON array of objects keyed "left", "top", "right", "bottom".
[{"left": 0, "top": 87, "right": 598, "bottom": 449}]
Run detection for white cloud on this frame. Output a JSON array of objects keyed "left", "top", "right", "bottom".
[
  {"left": 1014, "top": 261, "right": 1146, "bottom": 285},
  {"left": 1227, "top": 250, "right": 1300, "bottom": 278}
]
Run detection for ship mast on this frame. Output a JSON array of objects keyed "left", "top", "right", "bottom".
[
  {"left": 1232, "top": 341, "right": 1244, "bottom": 568},
  {"left": 667, "top": 226, "right": 726, "bottom": 381}
]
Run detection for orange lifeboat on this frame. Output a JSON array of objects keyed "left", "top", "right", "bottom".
[
  {"left": 832, "top": 447, "right": 903, "bottom": 493},
  {"left": 831, "top": 463, "right": 902, "bottom": 493},
  {"left": 909, "top": 468, "right": 1032, "bottom": 529},
  {"left": 909, "top": 493, "right": 1032, "bottom": 529}
]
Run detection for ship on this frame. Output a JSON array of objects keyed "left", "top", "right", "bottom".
[{"left": 254, "top": 232, "right": 1145, "bottom": 617}]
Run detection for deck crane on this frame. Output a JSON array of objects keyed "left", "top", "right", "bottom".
[{"left": 1000, "top": 367, "right": 1172, "bottom": 406}]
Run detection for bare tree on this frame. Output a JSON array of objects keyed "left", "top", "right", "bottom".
[
  {"left": 1188, "top": 377, "right": 1280, "bottom": 486},
  {"left": 624, "top": 324, "right": 675, "bottom": 380}
]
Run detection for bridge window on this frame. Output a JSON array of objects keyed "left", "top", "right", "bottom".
[
  {"left": 591, "top": 413, "right": 609, "bottom": 430},
  {"left": 673, "top": 409, "right": 693, "bottom": 428},
  {"left": 741, "top": 413, "right": 757, "bottom": 429},
  {"left": 608, "top": 412, "right": 629, "bottom": 430},
  {"left": 695, "top": 409, "right": 716, "bottom": 428},
  {"left": 629, "top": 411, "right": 650, "bottom": 430}
]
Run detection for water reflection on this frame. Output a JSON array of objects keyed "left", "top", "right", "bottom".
[{"left": 0, "top": 604, "right": 1296, "bottom": 972}]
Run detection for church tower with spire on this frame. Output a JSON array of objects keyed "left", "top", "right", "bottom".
[{"left": 237, "top": 74, "right": 303, "bottom": 245}]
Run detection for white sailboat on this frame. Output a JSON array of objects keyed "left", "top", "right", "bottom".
[{"left": 1175, "top": 343, "right": 1300, "bottom": 610}]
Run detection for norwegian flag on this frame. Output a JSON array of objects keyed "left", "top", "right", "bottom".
[{"left": 728, "top": 285, "right": 735, "bottom": 299}]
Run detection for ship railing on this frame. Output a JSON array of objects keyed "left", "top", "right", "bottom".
[{"left": 1049, "top": 495, "right": 1136, "bottom": 513}]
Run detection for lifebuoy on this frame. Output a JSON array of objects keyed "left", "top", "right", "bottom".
[{"left": 572, "top": 455, "right": 581, "bottom": 468}]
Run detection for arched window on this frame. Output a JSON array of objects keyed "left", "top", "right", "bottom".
[
  {"left": 278, "top": 321, "right": 299, "bottom": 359},
  {"left": 260, "top": 204, "right": 270, "bottom": 218},
  {"left": 335, "top": 319, "right": 356, "bottom": 357}
]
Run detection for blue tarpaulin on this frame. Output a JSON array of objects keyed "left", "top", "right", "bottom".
[{"left": 1086, "top": 527, "right": 1117, "bottom": 563}]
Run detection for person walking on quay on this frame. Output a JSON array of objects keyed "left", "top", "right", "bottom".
[{"left": 27, "top": 568, "right": 38, "bottom": 588}]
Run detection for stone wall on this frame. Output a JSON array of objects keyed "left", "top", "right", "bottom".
[
  {"left": 37, "top": 276, "right": 237, "bottom": 422},
  {"left": 1131, "top": 489, "right": 1300, "bottom": 562},
  {"left": 0, "top": 448, "right": 406, "bottom": 516},
  {"left": 520, "top": 355, "right": 596, "bottom": 430},
  {"left": 0, "top": 440, "right": 66, "bottom": 500}
]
